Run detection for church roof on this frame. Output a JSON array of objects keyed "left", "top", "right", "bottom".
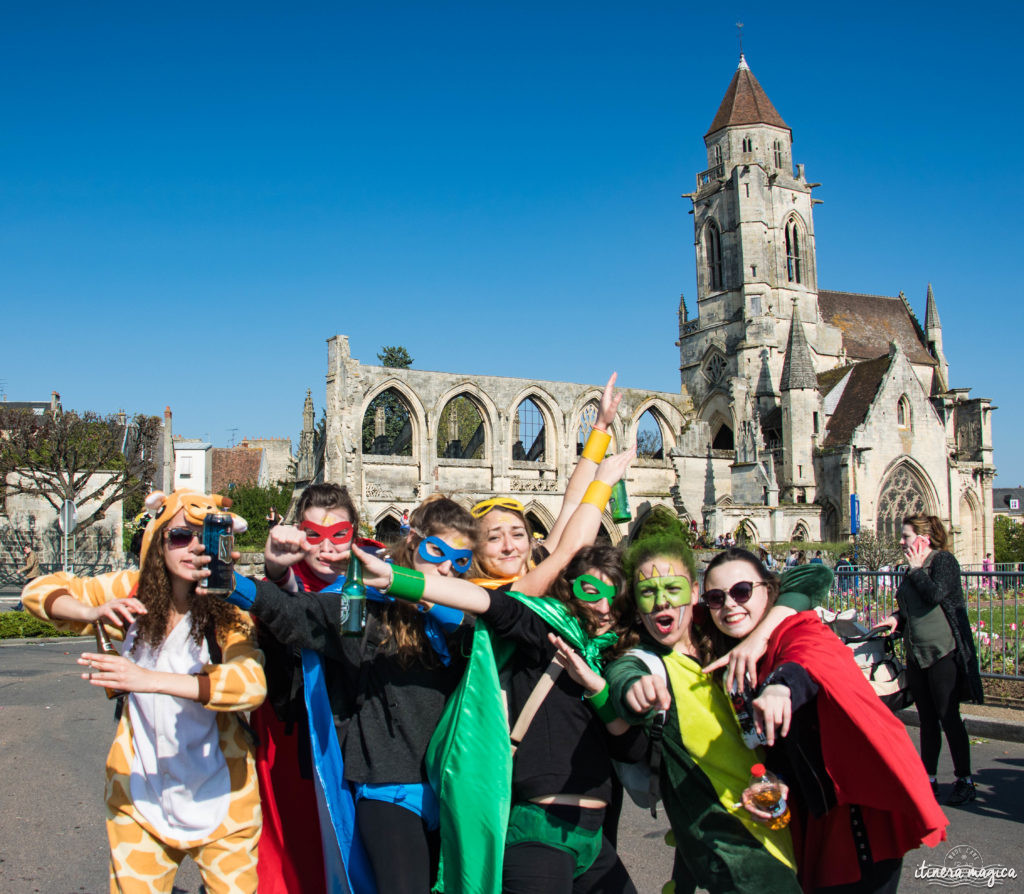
[
  {"left": 817, "top": 290, "right": 935, "bottom": 366},
  {"left": 706, "top": 55, "right": 789, "bottom": 137},
  {"left": 780, "top": 304, "right": 818, "bottom": 390},
  {"left": 817, "top": 363, "right": 855, "bottom": 395},
  {"left": 822, "top": 354, "right": 892, "bottom": 447}
]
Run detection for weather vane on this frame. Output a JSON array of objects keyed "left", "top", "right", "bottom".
[{"left": 736, "top": 21, "right": 744, "bottom": 56}]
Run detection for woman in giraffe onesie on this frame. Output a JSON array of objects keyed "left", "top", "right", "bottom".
[{"left": 21, "top": 489, "right": 266, "bottom": 894}]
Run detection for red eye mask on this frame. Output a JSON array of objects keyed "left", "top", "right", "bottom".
[{"left": 300, "top": 520, "right": 354, "bottom": 547}]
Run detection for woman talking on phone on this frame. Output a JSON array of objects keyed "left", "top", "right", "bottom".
[{"left": 881, "top": 515, "right": 984, "bottom": 806}]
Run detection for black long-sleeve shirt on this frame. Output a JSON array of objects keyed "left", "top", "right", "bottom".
[
  {"left": 250, "top": 578, "right": 469, "bottom": 784},
  {"left": 481, "top": 589, "right": 648, "bottom": 803}
]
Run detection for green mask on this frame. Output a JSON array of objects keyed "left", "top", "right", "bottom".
[
  {"left": 571, "top": 574, "right": 616, "bottom": 603},
  {"left": 634, "top": 575, "right": 692, "bottom": 615}
]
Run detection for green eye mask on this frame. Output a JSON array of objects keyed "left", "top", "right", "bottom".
[
  {"left": 634, "top": 575, "right": 692, "bottom": 614},
  {"left": 572, "top": 574, "right": 616, "bottom": 603}
]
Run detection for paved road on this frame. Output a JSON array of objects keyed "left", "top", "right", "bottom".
[{"left": 1, "top": 639, "right": 1021, "bottom": 893}]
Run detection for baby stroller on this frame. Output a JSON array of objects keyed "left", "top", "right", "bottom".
[{"left": 815, "top": 607, "right": 913, "bottom": 712}]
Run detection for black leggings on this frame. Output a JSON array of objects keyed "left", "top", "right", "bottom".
[
  {"left": 502, "top": 805, "right": 637, "bottom": 894},
  {"left": 907, "top": 651, "right": 972, "bottom": 778},
  {"left": 355, "top": 798, "right": 439, "bottom": 893}
]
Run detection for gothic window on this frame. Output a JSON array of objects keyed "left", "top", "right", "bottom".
[
  {"left": 714, "top": 144, "right": 723, "bottom": 165},
  {"left": 706, "top": 220, "right": 723, "bottom": 291},
  {"left": 437, "top": 394, "right": 485, "bottom": 459},
  {"left": 791, "top": 523, "right": 809, "bottom": 541},
  {"left": 712, "top": 423, "right": 734, "bottom": 451},
  {"left": 704, "top": 352, "right": 727, "bottom": 384},
  {"left": 897, "top": 395, "right": 911, "bottom": 429},
  {"left": 876, "top": 464, "right": 930, "bottom": 541},
  {"left": 636, "top": 410, "right": 665, "bottom": 460},
  {"left": 742, "top": 135, "right": 753, "bottom": 152},
  {"left": 773, "top": 140, "right": 783, "bottom": 168},
  {"left": 374, "top": 515, "right": 402, "bottom": 543},
  {"left": 513, "top": 397, "right": 546, "bottom": 462},
  {"left": 785, "top": 218, "right": 803, "bottom": 284},
  {"left": 576, "top": 402, "right": 616, "bottom": 456},
  {"left": 362, "top": 388, "right": 413, "bottom": 456}
]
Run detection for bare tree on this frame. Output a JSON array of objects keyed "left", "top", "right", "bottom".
[
  {"left": 852, "top": 531, "right": 903, "bottom": 570},
  {"left": 0, "top": 406, "right": 160, "bottom": 534}
]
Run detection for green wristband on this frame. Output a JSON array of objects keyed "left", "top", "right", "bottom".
[
  {"left": 388, "top": 565, "right": 426, "bottom": 602},
  {"left": 585, "top": 681, "right": 618, "bottom": 724}
]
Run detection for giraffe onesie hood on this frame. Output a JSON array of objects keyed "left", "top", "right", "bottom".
[{"left": 22, "top": 489, "right": 265, "bottom": 894}]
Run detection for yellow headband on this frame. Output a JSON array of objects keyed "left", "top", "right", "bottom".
[{"left": 470, "top": 497, "right": 526, "bottom": 519}]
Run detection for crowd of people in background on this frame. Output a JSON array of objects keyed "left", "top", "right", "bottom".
[{"left": 17, "top": 374, "right": 979, "bottom": 894}]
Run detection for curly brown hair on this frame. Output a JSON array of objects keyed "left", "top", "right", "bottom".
[
  {"left": 376, "top": 495, "right": 476, "bottom": 669},
  {"left": 130, "top": 534, "right": 249, "bottom": 656},
  {"left": 550, "top": 544, "right": 638, "bottom": 660}
]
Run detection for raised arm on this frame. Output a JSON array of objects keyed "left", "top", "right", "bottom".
[
  {"left": 544, "top": 373, "right": 621, "bottom": 553},
  {"left": 22, "top": 570, "right": 146, "bottom": 638},
  {"left": 514, "top": 446, "right": 635, "bottom": 597}
]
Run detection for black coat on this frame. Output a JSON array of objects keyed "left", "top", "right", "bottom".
[{"left": 895, "top": 550, "right": 984, "bottom": 704}]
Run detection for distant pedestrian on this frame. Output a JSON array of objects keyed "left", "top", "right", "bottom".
[
  {"left": 810, "top": 550, "right": 824, "bottom": 565},
  {"left": 785, "top": 548, "right": 799, "bottom": 568},
  {"left": 16, "top": 545, "right": 41, "bottom": 610},
  {"left": 399, "top": 509, "right": 410, "bottom": 536},
  {"left": 266, "top": 506, "right": 283, "bottom": 528},
  {"left": 981, "top": 553, "right": 994, "bottom": 590}
]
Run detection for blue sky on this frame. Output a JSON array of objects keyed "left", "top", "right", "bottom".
[{"left": 3, "top": 2, "right": 1022, "bottom": 485}]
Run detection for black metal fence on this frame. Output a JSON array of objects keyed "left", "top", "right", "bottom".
[{"left": 828, "top": 570, "right": 1022, "bottom": 680}]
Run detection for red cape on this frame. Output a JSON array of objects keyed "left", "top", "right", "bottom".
[{"left": 760, "top": 613, "right": 947, "bottom": 888}]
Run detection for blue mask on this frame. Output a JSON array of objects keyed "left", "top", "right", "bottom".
[{"left": 417, "top": 536, "right": 473, "bottom": 574}]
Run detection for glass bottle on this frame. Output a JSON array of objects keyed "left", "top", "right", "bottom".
[
  {"left": 340, "top": 551, "right": 367, "bottom": 636},
  {"left": 93, "top": 621, "right": 127, "bottom": 700},
  {"left": 610, "top": 479, "right": 632, "bottom": 523}
]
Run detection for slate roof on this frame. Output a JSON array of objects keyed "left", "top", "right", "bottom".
[
  {"left": 817, "top": 290, "right": 935, "bottom": 366},
  {"left": 211, "top": 447, "right": 262, "bottom": 494},
  {"left": 993, "top": 487, "right": 1024, "bottom": 517},
  {"left": 706, "top": 56, "right": 789, "bottom": 137},
  {"left": 780, "top": 305, "right": 818, "bottom": 390},
  {"left": 823, "top": 354, "right": 893, "bottom": 447},
  {"left": 817, "top": 364, "right": 855, "bottom": 395}
]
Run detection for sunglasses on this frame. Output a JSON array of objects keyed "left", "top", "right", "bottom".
[
  {"left": 702, "top": 580, "right": 765, "bottom": 610},
  {"left": 300, "top": 520, "right": 354, "bottom": 547},
  {"left": 164, "top": 527, "right": 201, "bottom": 549},
  {"left": 470, "top": 497, "right": 526, "bottom": 519}
]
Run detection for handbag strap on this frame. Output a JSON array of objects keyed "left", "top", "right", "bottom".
[{"left": 509, "top": 657, "right": 564, "bottom": 754}]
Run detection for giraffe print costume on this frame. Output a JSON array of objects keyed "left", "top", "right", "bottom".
[{"left": 23, "top": 567, "right": 267, "bottom": 894}]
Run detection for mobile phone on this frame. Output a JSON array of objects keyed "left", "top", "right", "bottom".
[{"left": 202, "top": 513, "right": 235, "bottom": 595}]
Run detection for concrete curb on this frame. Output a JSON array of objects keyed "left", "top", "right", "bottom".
[
  {"left": 898, "top": 708, "right": 1024, "bottom": 744},
  {"left": 0, "top": 635, "right": 92, "bottom": 647}
]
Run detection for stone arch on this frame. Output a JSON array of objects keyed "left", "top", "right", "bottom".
[
  {"left": 875, "top": 458, "right": 938, "bottom": 542},
  {"left": 897, "top": 394, "right": 911, "bottom": 429},
  {"left": 699, "top": 391, "right": 734, "bottom": 452},
  {"left": 736, "top": 518, "right": 760, "bottom": 546},
  {"left": 703, "top": 218, "right": 724, "bottom": 291},
  {"left": 373, "top": 507, "right": 403, "bottom": 544},
  {"left": 434, "top": 386, "right": 493, "bottom": 460},
  {"left": 570, "top": 392, "right": 622, "bottom": 457},
  {"left": 790, "top": 520, "right": 810, "bottom": 542},
  {"left": 957, "top": 489, "right": 982, "bottom": 564},
  {"left": 508, "top": 388, "right": 559, "bottom": 465},
  {"left": 360, "top": 379, "right": 426, "bottom": 459},
  {"left": 521, "top": 500, "right": 556, "bottom": 537},
  {"left": 631, "top": 399, "right": 678, "bottom": 461}
]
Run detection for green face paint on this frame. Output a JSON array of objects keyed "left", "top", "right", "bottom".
[
  {"left": 572, "top": 573, "right": 616, "bottom": 603},
  {"left": 634, "top": 575, "right": 692, "bottom": 615}
]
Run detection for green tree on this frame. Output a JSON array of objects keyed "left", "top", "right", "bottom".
[
  {"left": 0, "top": 406, "right": 160, "bottom": 534},
  {"left": 217, "top": 483, "right": 293, "bottom": 550},
  {"left": 377, "top": 345, "right": 413, "bottom": 369},
  {"left": 994, "top": 515, "right": 1024, "bottom": 564}
]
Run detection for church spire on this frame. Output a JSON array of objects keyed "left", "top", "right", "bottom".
[
  {"left": 925, "top": 282, "right": 941, "bottom": 330},
  {"left": 705, "top": 56, "right": 789, "bottom": 137},
  {"left": 780, "top": 301, "right": 817, "bottom": 391}
]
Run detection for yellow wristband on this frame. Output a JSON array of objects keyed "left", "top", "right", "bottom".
[
  {"left": 581, "top": 480, "right": 613, "bottom": 511},
  {"left": 581, "top": 428, "right": 611, "bottom": 464}
]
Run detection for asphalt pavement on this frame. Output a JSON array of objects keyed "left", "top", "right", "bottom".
[{"left": 1, "top": 639, "right": 1021, "bottom": 893}]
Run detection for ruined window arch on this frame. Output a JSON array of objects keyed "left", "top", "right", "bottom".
[
  {"left": 513, "top": 397, "right": 547, "bottom": 462},
  {"left": 362, "top": 387, "right": 413, "bottom": 456},
  {"left": 876, "top": 462, "right": 932, "bottom": 542},
  {"left": 437, "top": 394, "right": 485, "bottom": 459},
  {"left": 575, "top": 401, "right": 616, "bottom": 456},
  {"left": 712, "top": 422, "right": 734, "bottom": 451},
  {"left": 791, "top": 522, "right": 809, "bottom": 542},
  {"left": 374, "top": 514, "right": 402, "bottom": 543},
  {"left": 786, "top": 215, "right": 802, "bottom": 282},
  {"left": 705, "top": 220, "right": 723, "bottom": 291},
  {"left": 636, "top": 409, "right": 665, "bottom": 460}
]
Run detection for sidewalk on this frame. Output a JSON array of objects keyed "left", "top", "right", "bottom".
[{"left": 898, "top": 702, "right": 1024, "bottom": 743}]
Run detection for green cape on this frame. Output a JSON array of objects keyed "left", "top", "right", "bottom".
[{"left": 425, "top": 592, "right": 615, "bottom": 894}]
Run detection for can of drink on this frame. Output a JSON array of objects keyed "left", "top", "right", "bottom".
[
  {"left": 610, "top": 479, "right": 632, "bottom": 523},
  {"left": 202, "top": 513, "right": 235, "bottom": 595}
]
